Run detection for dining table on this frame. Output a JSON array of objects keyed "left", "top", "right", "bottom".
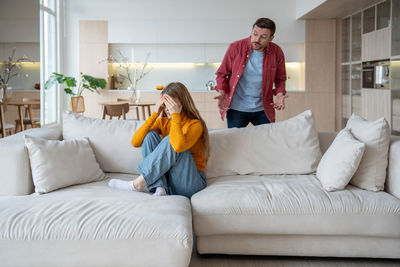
[
  {"left": 3, "top": 100, "right": 41, "bottom": 131},
  {"left": 98, "top": 101, "right": 155, "bottom": 120}
]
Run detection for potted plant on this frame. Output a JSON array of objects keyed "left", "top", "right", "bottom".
[{"left": 45, "top": 72, "right": 106, "bottom": 113}]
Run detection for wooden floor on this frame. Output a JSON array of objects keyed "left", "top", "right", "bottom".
[{"left": 189, "top": 253, "right": 400, "bottom": 267}]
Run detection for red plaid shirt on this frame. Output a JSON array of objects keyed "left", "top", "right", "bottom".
[{"left": 216, "top": 36, "right": 287, "bottom": 122}]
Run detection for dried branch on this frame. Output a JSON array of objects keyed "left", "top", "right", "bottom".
[
  {"left": 0, "top": 48, "right": 32, "bottom": 86},
  {"left": 99, "top": 50, "right": 152, "bottom": 90}
]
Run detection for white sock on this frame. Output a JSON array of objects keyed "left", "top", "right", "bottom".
[
  {"left": 108, "top": 179, "right": 136, "bottom": 191},
  {"left": 153, "top": 187, "right": 167, "bottom": 196}
]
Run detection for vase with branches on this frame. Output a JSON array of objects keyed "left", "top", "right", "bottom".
[
  {"left": 100, "top": 50, "right": 152, "bottom": 102},
  {"left": 0, "top": 48, "right": 31, "bottom": 102}
]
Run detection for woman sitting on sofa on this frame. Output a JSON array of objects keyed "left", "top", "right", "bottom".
[{"left": 108, "top": 82, "right": 209, "bottom": 198}]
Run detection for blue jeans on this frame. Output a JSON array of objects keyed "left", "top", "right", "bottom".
[
  {"left": 227, "top": 109, "right": 270, "bottom": 128},
  {"left": 136, "top": 131, "right": 207, "bottom": 198}
]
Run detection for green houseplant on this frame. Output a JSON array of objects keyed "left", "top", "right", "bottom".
[{"left": 45, "top": 72, "right": 106, "bottom": 113}]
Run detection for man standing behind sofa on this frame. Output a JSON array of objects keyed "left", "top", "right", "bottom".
[{"left": 214, "top": 18, "right": 288, "bottom": 128}]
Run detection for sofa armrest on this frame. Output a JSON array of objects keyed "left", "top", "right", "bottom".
[
  {"left": 0, "top": 127, "right": 62, "bottom": 196},
  {"left": 386, "top": 135, "right": 400, "bottom": 199}
]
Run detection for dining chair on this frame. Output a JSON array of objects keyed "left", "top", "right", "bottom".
[
  {"left": 15, "top": 98, "right": 40, "bottom": 132},
  {"left": 117, "top": 98, "right": 139, "bottom": 119},
  {"left": 0, "top": 103, "right": 15, "bottom": 138},
  {"left": 102, "top": 103, "right": 130, "bottom": 120}
]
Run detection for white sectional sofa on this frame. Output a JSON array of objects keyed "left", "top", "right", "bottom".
[
  {"left": 0, "top": 111, "right": 399, "bottom": 266},
  {"left": 0, "top": 115, "right": 193, "bottom": 267},
  {"left": 193, "top": 112, "right": 400, "bottom": 258}
]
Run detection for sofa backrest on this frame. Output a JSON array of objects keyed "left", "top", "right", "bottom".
[
  {"left": 205, "top": 110, "right": 322, "bottom": 178},
  {"left": 0, "top": 115, "right": 399, "bottom": 198},
  {"left": 0, "top": 127, "right": 62, "bottom": 196},
  {"left": 63, "top": 112, "right": 144, "bottom": 174},
  {"left": 317, "top": 132, "right": 337, "bottom": 154}
]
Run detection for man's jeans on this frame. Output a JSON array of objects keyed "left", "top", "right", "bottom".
[
  {"left": 227, "top": 109, "right": 270, "bottom": 128},
  {"left": 136, "top": 131, "right": 207, "bottom": 198}
]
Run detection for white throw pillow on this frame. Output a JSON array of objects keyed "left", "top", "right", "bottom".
[
  {"left": 24, "top": 135, "right": 106, "bottom": 194},
  {"left": 205, "top": 110, "right": 322, "bottom": 178},
  {"left": 63, "top": 112, "right": 144, "bottom": 174},
  {"left": 316, "top": 129, "right": 365, "bottom": 191},
  {"left": 345, "top": 114, "right": 390, "bottom": 191}
]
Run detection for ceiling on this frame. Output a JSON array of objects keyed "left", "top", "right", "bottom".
[{"left": 299, "top": 0, "right": 385, "bottom": 19}]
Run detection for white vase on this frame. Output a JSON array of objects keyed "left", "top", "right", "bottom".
[
  {"left": 135, "top": 90, "right": 141, "bottom": 103},
  {"left": 0, "top": 85, "right": 12, "bottom": 102}
]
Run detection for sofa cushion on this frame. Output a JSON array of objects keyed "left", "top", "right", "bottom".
[
  {"left": 205, "top": 110, "right": 322, "bottom": 178},
  {"left": 316, "top": 129, "right": 365, "bottom": 191},
  {"left": 63, "top": 112, "right": 144, "bottom": 174},
  {"left": 24, "top": 135, "right": 106, "bottom": 194},
  {"left": 0, "top": 127, "right": 62, "bottom": 196},
  {"left": 346, "top": 114, "right": 390, "bottom": 191},
  {"left": 191, "top": 174, "right": 400, "bottom": 238},
  {"left": 0, "top": 174, "right": 193, "bottom": 267}
]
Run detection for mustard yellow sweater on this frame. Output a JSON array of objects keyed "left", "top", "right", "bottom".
[{"left": 131, "top": 111, "right": 206, "bottom": 171}]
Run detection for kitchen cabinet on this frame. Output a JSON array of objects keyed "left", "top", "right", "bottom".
[
  {"left": 363, "top": 6, "right": 375, "bottom": 34},
  {"left": 361, "top": 89, "right": 391, "bottom": 124},
  {"left": 351, "top": 12, "right": 361, "bottom": 62},
  {"left": 341, "top": 0, "right": 399, "bottom": 134},
  {"left": 392, "top": 60, "right": 400, "bottom": 133},
  {"left": 0, "top": 43, "right": 40, "bottom": 62},
  {"left": 342, "top": 65, "right": 351, "bottom": 125},
  {"left": 392, "top": 0, "right": 400, "bottom": 56},
  {"left": 341, "top": 18, "right": 350, "bottom": 62},
  {"left": 377, "top": 0, "right": 390, "bottom": 30},
  {"left": 351, "top": 64, "right": 362, "bottom": 116},
  {"left": 362, "top": 28, "right": 390, "bottom": 61},
  {"left": 361, "top": 0, "right": 391, "bottom": 61},
  {"left": 204, "top": 44, "right": 228, "bottom": 63}
]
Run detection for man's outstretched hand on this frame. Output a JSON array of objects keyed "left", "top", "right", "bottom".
[
  {"left": 271, "top": 93, "right": 288, "bottom": 110},
  {"left": 214, "top": 90, "right": 228, "bottom": 111}
]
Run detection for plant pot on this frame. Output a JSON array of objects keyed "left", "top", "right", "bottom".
[{"left": 70, "top": 96, "right": 85, "bottom": 113}]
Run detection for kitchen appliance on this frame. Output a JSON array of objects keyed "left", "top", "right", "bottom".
[
  {"left": 206, "top": 80, "right": 216, "bottom": 91},
  {"left": 362, "top": 60, "right": 390, "bottom": 89}
]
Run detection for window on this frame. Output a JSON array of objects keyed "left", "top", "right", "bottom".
[{"left": 40, "top": 0, "right": 60, "bottom": 127}]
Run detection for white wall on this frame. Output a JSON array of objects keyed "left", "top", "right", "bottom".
[
  {"left": 295, "top": 0, "right": 326, "bottom": 19},
  {"left": 64, "top": 0, "right": 305, "bottom": 80},
  {"left": 0, "top": 0, "right": 39, "bottom": 43},
  {"left": 0, "top": 0, "right": 40, "bottom": 90}
]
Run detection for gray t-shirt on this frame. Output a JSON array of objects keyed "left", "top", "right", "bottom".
[{"left": 230, "top": 50, "right": 264, "bottom": 112}]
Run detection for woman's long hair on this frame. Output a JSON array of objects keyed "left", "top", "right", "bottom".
[{"left": 162, "top": 82, "right": 210, "bottom": 159}]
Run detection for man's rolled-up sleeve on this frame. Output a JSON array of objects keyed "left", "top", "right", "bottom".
[
  {"left": 215, "top": 44, "right": 234, "bottom": 94},
  {"left": 273, "top": 47, "right": 287, "bottom": 96}
]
